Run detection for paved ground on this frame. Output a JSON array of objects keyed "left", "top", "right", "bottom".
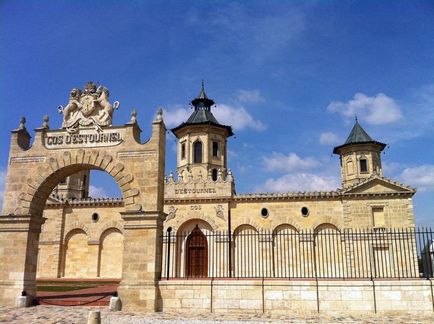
[{"left": 1, "top": 306, "right": 434, "bottom": 323}]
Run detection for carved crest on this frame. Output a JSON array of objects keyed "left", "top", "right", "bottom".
[
  {"left": 215, "top": 205, "right": 224, "bottom": 219},
  {"left": 58, "top": 82, "right": 120, "bottom": 133}
]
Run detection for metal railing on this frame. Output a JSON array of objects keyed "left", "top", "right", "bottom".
[{"left": 160, "top": 227, "right": 434, "bottom": 280}]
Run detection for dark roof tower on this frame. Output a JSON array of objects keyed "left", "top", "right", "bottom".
[
  {"left": 171, "top": 82, "right": 234, "bottom": 137},
  {"left": 333, "top": 119, "right": 386, "bottom": 154}
]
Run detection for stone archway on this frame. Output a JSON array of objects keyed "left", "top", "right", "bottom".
[{"left": 0, "top": 94, "right": 167, "bottom": 312}]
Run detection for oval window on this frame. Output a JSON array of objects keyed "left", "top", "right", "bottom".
[
  {"left": 261, "top": 208, "right": 269, "bottom": 218},
  {"left": 301, "top": 207, "right": 309, "bottom": 217},
  {"left": 92, "top": 212, "right": 99, "bottom": 223}
]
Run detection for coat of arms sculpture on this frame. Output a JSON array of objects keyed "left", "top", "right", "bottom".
[{"left": 58, "top": 81, "right": 120, "bottom": 133}]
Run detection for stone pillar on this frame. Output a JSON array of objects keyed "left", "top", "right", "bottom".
[
  {"left": 0, "top": 214, "right": 45, "bottom": 306},
  {"left": 118, "top": 210, "right": 165, "bottom": 312}
]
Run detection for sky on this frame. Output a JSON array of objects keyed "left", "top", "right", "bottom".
[{"left": 0, "top": 1, "right": 433, "bottom": 226}]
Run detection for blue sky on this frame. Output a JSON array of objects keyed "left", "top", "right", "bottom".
[{"left": 1, "top": 1, "right": 433, "bottom": 226}]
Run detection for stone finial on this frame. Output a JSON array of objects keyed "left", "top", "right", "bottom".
[
  {"left": 217, "top": 168, "right": 223, "bottom": 181},
  {"left": 129, "top": 109, "right": 137, "bottom": 124},
  {"left": 42, "top": 115, "right": 49, "bottom": 129},
  {"left": 154, "top": 107, "right": 163, "bottom": 123},
  {"left": 227, "top": 169, "right": 234, "bottom": 181},
  {"left": 168, "top": 170, "right": 174, "bottom": 183},
  {"left": 19, "top": 117, "right": 26, "bottom": 130},
  {"left": 198, "top": 171, "right": 203, "bottom": 181}
]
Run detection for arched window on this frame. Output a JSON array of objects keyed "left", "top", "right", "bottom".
[
  {"left": 212, "top": 168, "right": 218, "bottom": 181},
  {"left": 193, "top": 141, "right": 202, "bottom": 163}
]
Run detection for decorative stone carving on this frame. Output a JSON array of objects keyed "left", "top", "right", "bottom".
[
  {"left": 154, "top": 107, "right": 163, "bottom": 123},
  {"left": 215, "top": 204, "right": 224, "bottom": 219},
  {"left": 166, "top": 206, "right": 178, "bottom": 221},
  {"left": 58, "top": 82, "right": 120, "bottom": 133}
]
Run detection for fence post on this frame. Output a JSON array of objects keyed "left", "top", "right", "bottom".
[{"left": 166, "top": 227, "right": 172, "bottom": 280}]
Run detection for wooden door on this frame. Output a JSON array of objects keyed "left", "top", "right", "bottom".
[{"left": 186, "top": 226, "right": 208, "bottom": 277}]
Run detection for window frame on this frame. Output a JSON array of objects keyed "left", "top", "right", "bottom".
[
  {"left": 212, "top": 141, "right": 219, "bottom": 158},
  {"left": 193, "top": 140, "right": 203, "bottom": 164}
]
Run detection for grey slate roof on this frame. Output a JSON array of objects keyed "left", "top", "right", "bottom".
[
  {"left": 344, "top": 121, "right": 374, "bottom": 144},
  {"left": 171, "top": 84, "right": 234, "bottom": 137},
  {"left": 185, "top": 108, "right": 220, "bottom": 124},
  {"left": 333, "top": 120, "right": 386, "bottom": 154}
]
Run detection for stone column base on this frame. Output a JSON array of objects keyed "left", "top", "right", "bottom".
[
  {"left": 118, "top": 282, "right": 159, "bottom": 312},
  {"left": 15, "top": 295, "right": 31, "bottom": 308},
  {"left": 109, "top": 296, "right": 122, "bottom": 311}
]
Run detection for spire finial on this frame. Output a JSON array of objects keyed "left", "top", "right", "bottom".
[
  {"left": 355, "top": 115, "right": 358, "bottom": 122},
  {"left": 201, "top": 79, "right": 205, "bottom": 92}
]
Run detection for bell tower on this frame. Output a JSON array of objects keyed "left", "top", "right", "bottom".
[
  {"left": 53, "top": 170, "right": 90, "bottom": 200},
  {"left": 333, "top": 119, "right": 386, "bottom": 188},
  {"left": 171, "top": 82, "right": 233, "bottom": 181}
]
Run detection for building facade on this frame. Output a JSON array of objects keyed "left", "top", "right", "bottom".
[{"left": 36, "top": 85, "right": 417, "bottom": 281}]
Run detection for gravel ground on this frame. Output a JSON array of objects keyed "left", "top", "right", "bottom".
[{"left": 1, "top": 306, "right": 434, "bottom": 323}]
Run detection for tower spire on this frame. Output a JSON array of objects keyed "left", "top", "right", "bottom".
[{"left": 191, "top": 81, "right": 214, "bottom": 109}]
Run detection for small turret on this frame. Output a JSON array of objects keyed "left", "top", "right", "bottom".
[
  {"left": 171, "top": 82, "right": 233, "bottom": 181},
  {"left": 333, "top": 120, "right": 386, "bottom": 188}
]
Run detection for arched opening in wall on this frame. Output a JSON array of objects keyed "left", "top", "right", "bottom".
[
  {"left": 63, "top": 229, "right": 94, "bottom": 278},
  {"left": 314, "top": 223, "right": 344, "bottom": 278},
  {"left": 168, "top": 219, "right": 214, "bottom": 278},
  {"left": 50, "top": 169, "right": 122, "bottom": 201},
  {"left": 233, "top": 225, "right": 260, "bottom": 278},
  {"left": 193, "top": 141, "right": 202, "bottom": 163},
  {"left": 98, "top": 228, "right": 123, "bottom": 278},
  {"left": 272, "top": 224, "right": 301, "bottom": 278},
  {"left": 88, "top": 170, "right": 122, "bottom": 199},
  {"left": 33, "top": 163, "right": 127, "bottom": 283},
  {"left": 186, "top": 225, "right": 208, "bottom": 278}
]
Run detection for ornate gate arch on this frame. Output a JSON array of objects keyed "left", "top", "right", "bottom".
[{"left": 0, "top": 83, "right": 166, "bottom": 312}]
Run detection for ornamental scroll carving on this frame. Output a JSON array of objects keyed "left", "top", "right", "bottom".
[
  {"left": 166, "top": 206, "right": 178, "bottom": 221},
  {"left": 58, "top": 81, "right": 120, "bottom": 133}
]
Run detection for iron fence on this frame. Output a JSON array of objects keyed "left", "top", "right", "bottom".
[{"left": 160, "top": 227, "right": 434, "bottom": 280}]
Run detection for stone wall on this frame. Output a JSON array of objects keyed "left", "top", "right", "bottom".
[
  {"left": 37, "top": 203, "right": 124, "bottom": 279},
  {"left": 158, "top": 279, "right": 434, "bottom": 314}
]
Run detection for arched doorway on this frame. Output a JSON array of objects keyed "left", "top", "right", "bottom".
[{"left": 186, "top": 225, "right": 208, "bottom": 277}]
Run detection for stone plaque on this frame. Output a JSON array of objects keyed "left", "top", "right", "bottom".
[{"left": 43, "top": 128, "right": 124, "bottom": 149}]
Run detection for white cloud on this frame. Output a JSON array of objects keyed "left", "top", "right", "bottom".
[
  {"left": 237, "top": 89, "right": 265, "bottom": 104},
  {"left": 399, "top": 165, "right": 434, "bottom": 192},
  {"left": 89, "top": 185, "right": 109, "bottom": 198},
  {"left": 163, "top": 104, "right": 265, "bottom": 131},
  {"left": 319, "top": 132, "right": 340, "bottom": 145},
  {"left": 0, "top": 168, "right": 6, "bottom": 210},
  {"left": 214, "top": 104, "right": 265, "bottom": 131},
  {"left": 263, "top": 152, "right": 319, "bottom": 173},
  {"left": 163, "top": 106, "right": 191, "bottom": 128},
  {"left": 328, "top": 93, "right": 403, "bottom": 125},
  {"left": 257, "top": 173, "right": 340, "bottom": 193}
]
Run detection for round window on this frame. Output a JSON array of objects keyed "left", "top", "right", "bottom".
[
  {"left": 261, "top": 208, "right": 269, "bottom": 218},
  {"left": 92, "top": 212, "right": 99, "bottom": 223},
  {"left": 301, "top": 207, "right": 309, "bottom": 217}
]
